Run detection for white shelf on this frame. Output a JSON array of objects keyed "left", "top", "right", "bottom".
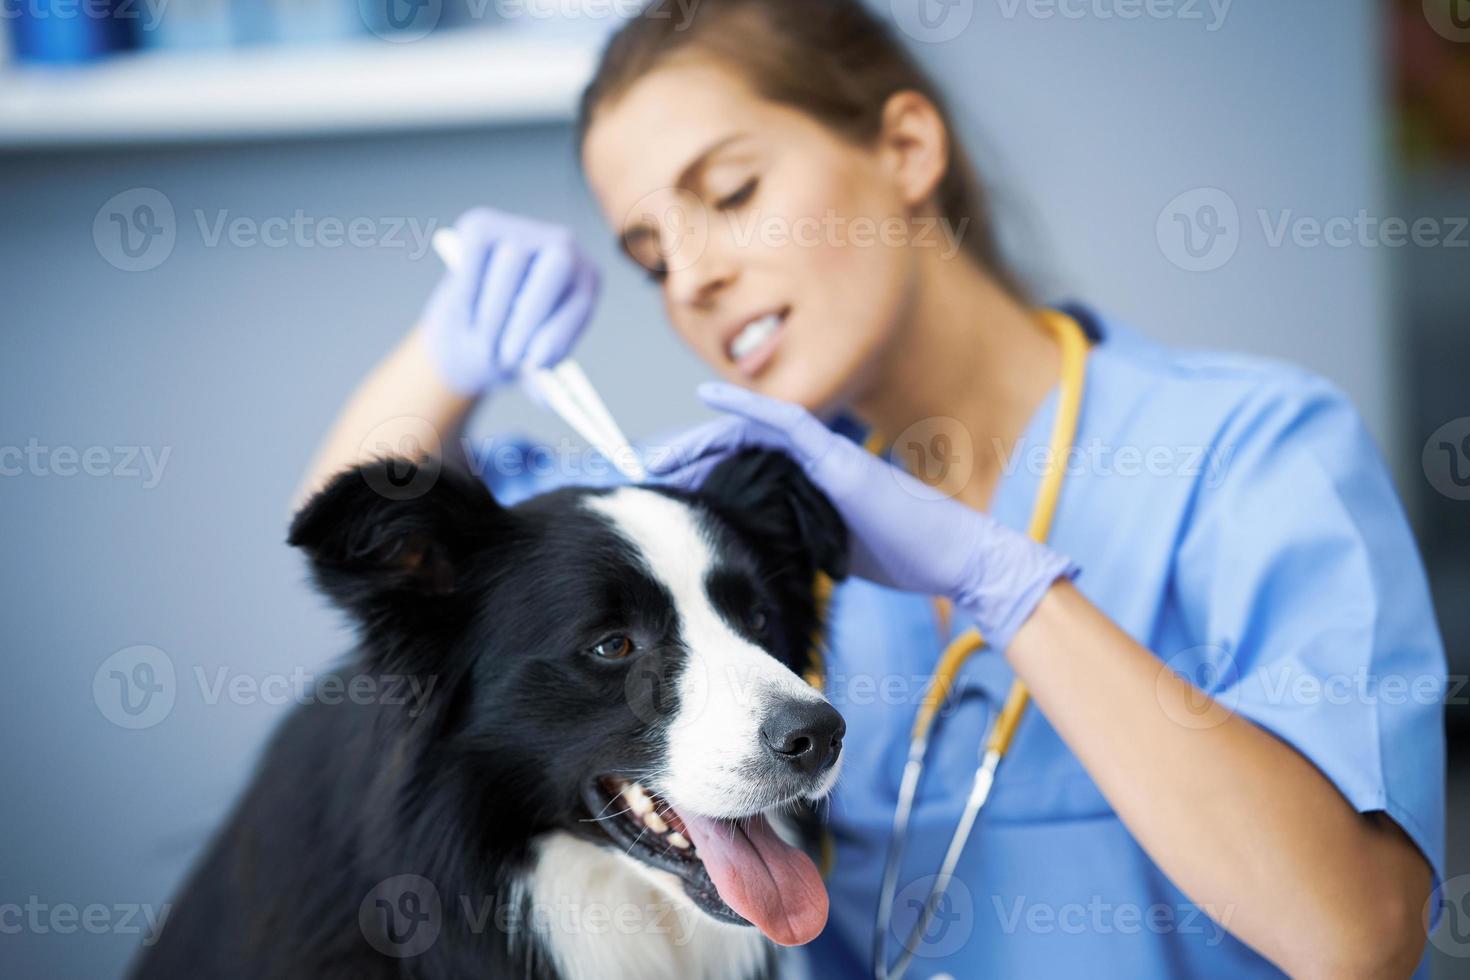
[{"left": 0, "top": 30, "right": 600, "bottom": 148}]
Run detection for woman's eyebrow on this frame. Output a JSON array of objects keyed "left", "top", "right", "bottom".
[
  {"left": 617, "top": 132, "right": 753, "bottom": 260},
  {"left": 672, "top": 132, "right": 753, "bottom": 190}
]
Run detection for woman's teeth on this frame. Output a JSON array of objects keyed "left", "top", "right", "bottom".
[{"left": 729, "top": 313, "right": 783, "bottom": 361}]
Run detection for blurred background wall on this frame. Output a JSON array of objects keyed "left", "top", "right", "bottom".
[{"left": 1, "top": 0, "right": 1466, "bottom": 976}]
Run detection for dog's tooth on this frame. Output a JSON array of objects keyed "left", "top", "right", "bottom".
[
  {"left": 644, "top": 809, "right": 669, "bottom": 834},
  {"left": 667, "top": 831, "right": 690, "bottom": 850},
  {"left": 623, "top": 784, "right": 653, "bottom": 816}
]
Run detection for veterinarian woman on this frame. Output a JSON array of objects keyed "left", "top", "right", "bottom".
[{"left": 299, "top": 1, "right": 1447, "bottom": 975}]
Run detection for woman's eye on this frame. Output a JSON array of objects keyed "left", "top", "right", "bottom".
[
  {"left": 715, "top": 178, "right": 758, "bottom": 210},
  {"left": 590, "top": 634, "right": 635, "bottom": 660}
]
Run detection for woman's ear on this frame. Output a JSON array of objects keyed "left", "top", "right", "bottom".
[
  {"left": 876, "top": 89, "right": 950, "bottom": 212},
  {"left": 696, "top": 449, "right": 849, "bottom": 581},
  {"left": 288, "top": 458, "right": 509, "bottom": 649}
]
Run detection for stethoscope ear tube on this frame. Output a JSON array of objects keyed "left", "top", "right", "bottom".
[{"left": 868, "top": 311, "right": 1090, "bottom": 980}]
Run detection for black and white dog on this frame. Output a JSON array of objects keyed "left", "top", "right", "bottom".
[{"left": 133, "top": 449, "right": 848, "bottom": 980}]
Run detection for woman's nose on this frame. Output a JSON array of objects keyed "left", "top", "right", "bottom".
[
  {"left": 666, "top": 239, "right": 738, "bottom": 310},
  {"left": 662, "top": 199, "right": 742, "bottom": 310}
]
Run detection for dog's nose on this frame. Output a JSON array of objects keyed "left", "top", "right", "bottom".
[{"left": 761, "top": 700, "right": 845, "bottom": 776}]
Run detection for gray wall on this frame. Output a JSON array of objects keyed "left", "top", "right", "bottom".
[{"left": 1, "top": 2, "right": 1415, "bottom": 976}]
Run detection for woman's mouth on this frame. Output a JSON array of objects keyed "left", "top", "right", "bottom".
[{"left": 726, "top": 307, "right": 789, "bottom": 379}]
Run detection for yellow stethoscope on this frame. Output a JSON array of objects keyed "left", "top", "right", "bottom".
[{"left": 804, "top": 309, "right": 1091, "bottom": 980}]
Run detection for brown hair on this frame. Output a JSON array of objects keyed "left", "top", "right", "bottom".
[{"left": 576, "top": 0, "right": 1023, "bottom": 298}]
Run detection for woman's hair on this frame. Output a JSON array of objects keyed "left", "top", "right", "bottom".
[{"left": 577, "top": 0, "right": 1023, "bottom": 298}]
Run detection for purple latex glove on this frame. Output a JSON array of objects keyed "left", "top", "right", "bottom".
[
  {"left": 648, "top": 383, "right": 1079, "bottom": 651},
  {"left": 419, "top": 209, "right": 599, "bottom": 396}
]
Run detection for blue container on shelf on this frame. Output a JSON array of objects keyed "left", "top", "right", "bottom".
[
  {"left": 8, "top": 0, "right": 135, "bottom": 63},
  {"left": 231, "top": 0, "right": 360, "bottom": 46},
  {"left": 137, "top": 0, "right": 234, "bottom": 49}
]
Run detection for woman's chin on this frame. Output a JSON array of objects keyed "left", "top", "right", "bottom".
[{"left": 745, "top": 362, "right": 856, "bottom": 417}]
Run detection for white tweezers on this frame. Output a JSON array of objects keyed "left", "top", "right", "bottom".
[{"left": 431, "top": 229, "right": 647, "bottom": 482}]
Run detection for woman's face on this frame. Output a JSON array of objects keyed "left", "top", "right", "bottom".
[{"left": 582, "top": 58, "right": 922, "bottom": 413}]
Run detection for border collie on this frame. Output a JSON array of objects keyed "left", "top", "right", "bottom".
[{"left": 132, "top": 449, "right": 849, "bottom": 980}]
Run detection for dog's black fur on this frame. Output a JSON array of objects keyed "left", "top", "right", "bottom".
[{"left": 131, "top": 450, "right": 846, "bottom": 980}]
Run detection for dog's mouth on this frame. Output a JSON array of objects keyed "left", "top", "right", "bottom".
[{"left": 581, "top": 775, "right": 828, "bottom": 947}]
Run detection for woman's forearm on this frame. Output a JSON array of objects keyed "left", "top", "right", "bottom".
[
  {"left": 293, "top": 328, "right": 476, "bottom": 511},
  {"left": 1006, "top": 581, "right": 1431, "bottom": 978}
]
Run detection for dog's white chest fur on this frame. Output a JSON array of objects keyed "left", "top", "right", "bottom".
[{"left": 521, "top": 833, "right": 770, "bottom": 980}]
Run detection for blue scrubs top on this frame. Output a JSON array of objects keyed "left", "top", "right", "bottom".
[{"left": 482, "top": 307, "right": 1447, "bottom": 978}]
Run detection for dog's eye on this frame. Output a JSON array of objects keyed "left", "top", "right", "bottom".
[
  {"left": 590, "top": 634, "right": 635, "bottom": 660},
  {"left": 749, "top": 609, "right": 769, "bottom": 634}
]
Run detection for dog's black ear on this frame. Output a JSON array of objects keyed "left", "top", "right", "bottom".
[
  {"left": 288, "top": 458, "right": 507, "bottom": 642},
  {"left": 696, "top": 449, "right": 849, "bottom": 581}
]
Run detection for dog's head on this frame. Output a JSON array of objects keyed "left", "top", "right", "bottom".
[{"left": 288, "top": 450, "right": 848, "bottom": 947}]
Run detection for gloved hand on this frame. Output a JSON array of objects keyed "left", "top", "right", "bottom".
[
  {"left": 419, "top": 209, "right": 599, "bottom": 397},
  {"left": 647, "top": 383, "right": 1079, "bottom": 650}
]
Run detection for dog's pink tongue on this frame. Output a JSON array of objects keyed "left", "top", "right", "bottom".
[{"left": 675, "top": 810, "right": 828, "bottom": 946}]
